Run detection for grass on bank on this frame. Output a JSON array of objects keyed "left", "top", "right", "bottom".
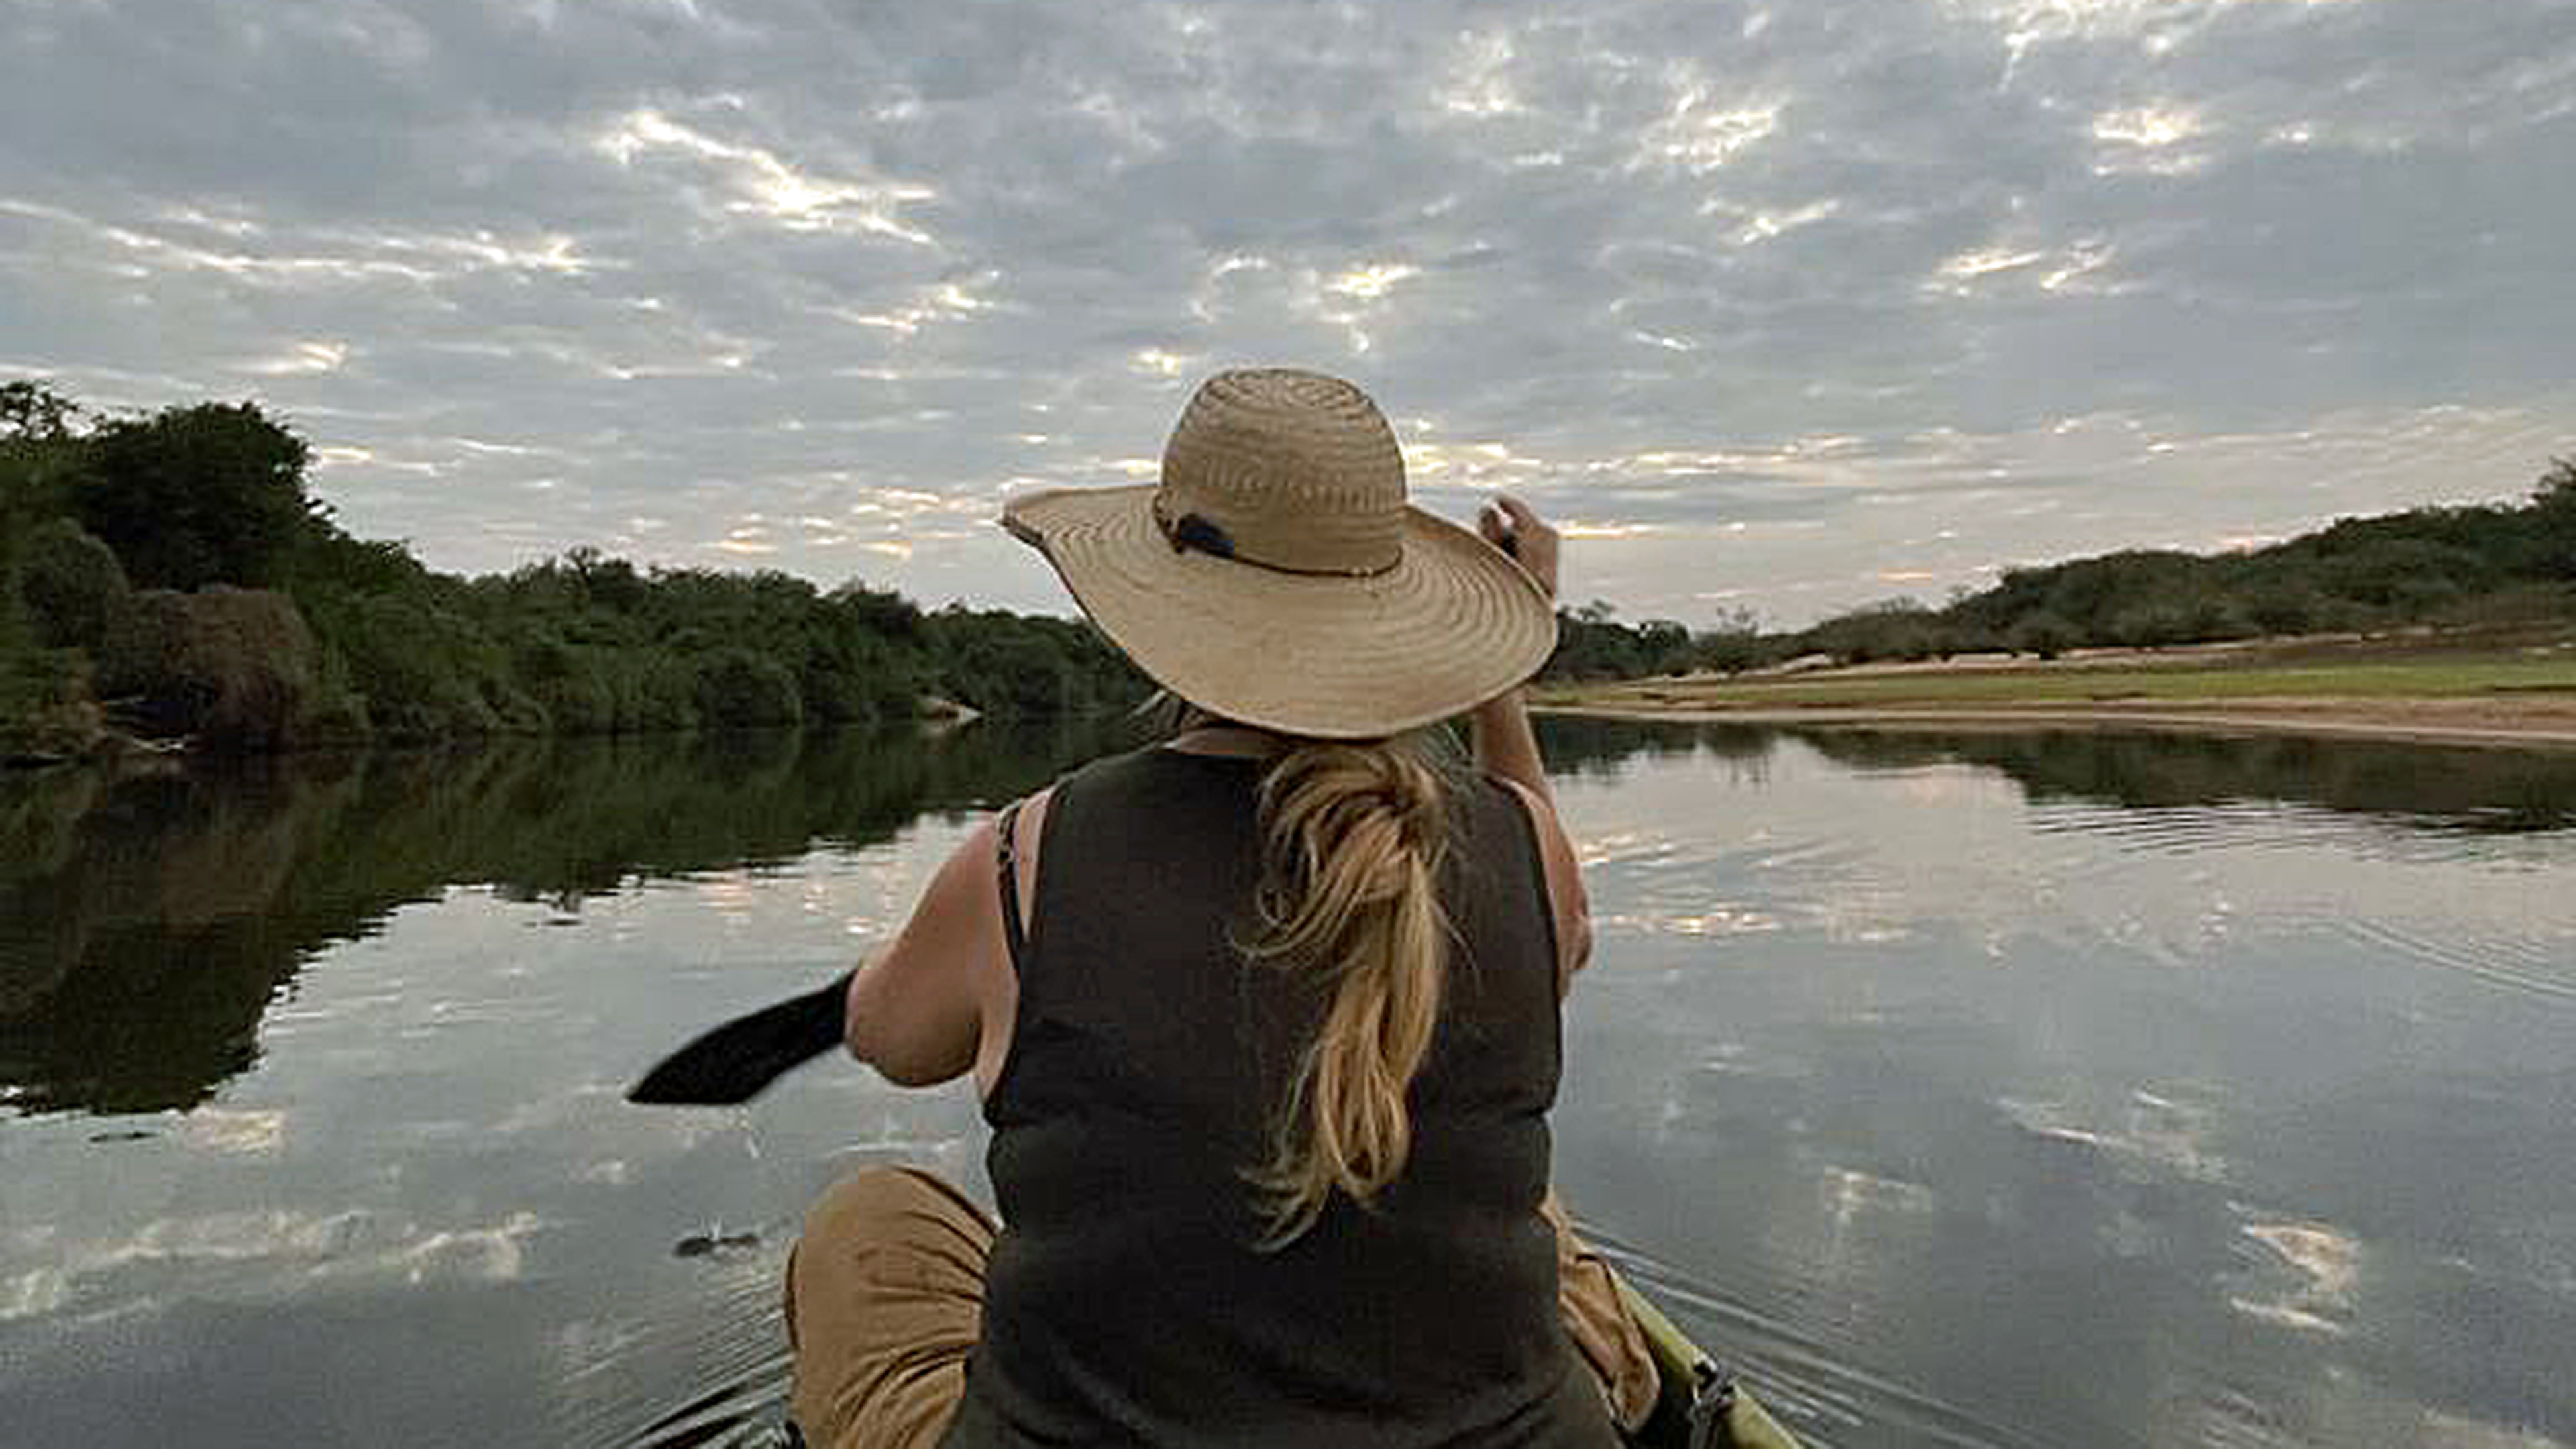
[{"left": 1536, "top": 651, "right": 2576, "bottom": 712}]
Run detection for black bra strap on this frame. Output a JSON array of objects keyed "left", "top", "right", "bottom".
[{"left": 996, "top": 800, "right": 1029, "bottom": 975}]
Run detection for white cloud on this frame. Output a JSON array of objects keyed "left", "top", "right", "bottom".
[
  {"left": 2091, "top": 103, "right": 2214, "bottom": 172},
  {"left": 0, "top": 0, "right": 2565, "bottom": 625},
  {"left": 240, "top": 340, "right": 351, "bottom": 376},
  {"left": 1324, "top": 262, "right": 1420, "bottom": 301},
  {"left": 596, "top": 107, "right": 937, "bottom": 242},
  {"left": 1635, "top": 87, "right": 1782, "bottom": 172}
]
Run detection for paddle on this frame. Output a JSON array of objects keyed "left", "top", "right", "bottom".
[{"left": 625, "top": 971, "right": 854, "bottom": 1106}]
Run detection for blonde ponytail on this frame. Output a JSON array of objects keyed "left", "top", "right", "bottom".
[{"left": 1238, "top": 734, "right": 1453, "bottom": 1246}]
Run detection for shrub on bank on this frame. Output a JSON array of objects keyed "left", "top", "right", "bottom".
[
  {"left": 692, "top": 647, "right": 804, "bottom": 730},
  {"left": 94, "top": 586, "right": 325, "bottom": 749},
  {"left": 303, "top": 590, "right": 521, "bottom": 741},
  {"left": 2006, "top": 611, "right": 2080, "bottom": 660},
  {"left": 513, "top": 634, "right": 621, "bottom": 736},
  {"left": 16, "top": 519, "right": 129, "bottom": 652}
]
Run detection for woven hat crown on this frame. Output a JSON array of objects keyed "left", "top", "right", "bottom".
[
  {"left": 999, "top": 365, "right": 1556, "bottom": 737},
  {"left": 1153, "top": 369, "right": 1405, "bottom": 576}
]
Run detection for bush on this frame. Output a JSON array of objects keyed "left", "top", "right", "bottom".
[
  {"left": 629, "top": 653, "right": 704, "bottom": 731},
  {"left": 692, "top": 647, "right": 804, "bottom": 729},
  {"left": 17, "top": 519, "right": 129, "bottom": 651},
  {"left": 293, "top": 522, "right": 429, "bottom": 596},
  {"left": 1695, "top": 629, "right": 1768, "bottom": 676},
  {"left": 305, "top": 590, "right": 509, "bottom": 739},
  {"left": 2246, "top": 587, "right": 2321, "bottom": 637},
  {"left": 1800, "top": 601, "right": 1940, "bottom": 665},
  {"left": 2006, "top": 611, "right": 2079, "bottom": 659},
  {"left": 2107, "top": 604, "right": 2192, "bottom": 649},
  {"left": 95, "top": 586, "right": 323, "bottom": 749},
  {"left": 2312, "top": 538, "right": 2485, "bottom": 608},
  {"left": 2184, "top": 596, "right": 2256, "bottom": 643},
  {"left": 513, "top": 634, "right": 620, "bottom": 735}
]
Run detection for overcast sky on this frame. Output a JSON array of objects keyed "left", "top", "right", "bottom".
[{"left": 4, "top": 0, "right": 2571, "bottom": 625}]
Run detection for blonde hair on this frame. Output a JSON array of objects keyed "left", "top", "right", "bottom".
[{"left": 1238, "top": 733, "right": 1454, "bottom": 1247}]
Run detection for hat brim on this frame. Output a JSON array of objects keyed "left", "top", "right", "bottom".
[{"left": 1004, "top": 485, "right": 1558, "bottom": 739}]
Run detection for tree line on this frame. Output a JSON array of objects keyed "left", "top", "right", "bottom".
[
  {"left": 0, "top": 382, "right": 1146, "bottom": 757},
  {"left": 1540, "top": 458, "right": 2576, "bottom": 680},
  {"left": 7, "top": 376, "right": 2569, "bottom": 757}
]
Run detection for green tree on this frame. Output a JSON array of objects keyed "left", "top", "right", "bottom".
[
  {"left": 1694, "top": 607, "right": 1768, "bottom": 675},
  {"left": 1, "top": 387, "right": 87, "bottom": 551},
  {"left": 1544, "top": 601, "right": 1649, "bottom": 680},
  {"left": 2006, "top": 610, "right": 2079, "bottom": 659},
  {"left": 294, "top": 516, "right": 430, "bottom": 596},
  {"left": 70, "top": 402, "right": 319, "bottom": 590},
  {"left": 0, "top": 380, "right": 81, "bottom": 442},
  {"left": 1634, "top": 619, "right": 1694, "bottom": 675},
  {"left": 1803, "top": 598, "right": 1940, "bottom": 665},
  {"left": 303, "top": 590, "right": 515, "bottom": 739},
  {"left": 693, "top": 647, "right": 805, "bottom": 729},
  {"left": 2535, "top": 457, "right": 2576, "bottom": 580}
]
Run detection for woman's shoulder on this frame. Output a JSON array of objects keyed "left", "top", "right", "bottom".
[{"left": 1466, "top": 768, "right": 1549, "bottom": 836}]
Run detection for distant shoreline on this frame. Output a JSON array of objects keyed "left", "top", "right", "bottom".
[
  {"left": 1531, "top": 634, "right": 2576, "bottom": 751},
  {"left": 1533, "top": 698, "right": 2576, "bottom": 751}
]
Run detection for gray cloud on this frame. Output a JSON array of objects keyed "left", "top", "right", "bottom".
[{"left": 3, "top": 0, "right": 2569, "bottom": 625}]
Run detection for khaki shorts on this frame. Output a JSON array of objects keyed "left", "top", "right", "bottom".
[{"left": 785, "top": 1167, "right": 1658, "bottom": 1449}]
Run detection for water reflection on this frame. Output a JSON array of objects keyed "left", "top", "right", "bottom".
[
  {"left": 0, "top": 721, "right": 1134, "bottom": 1116},
  {"left": 1541, "top": 716, "right": 2576, "bottom": 835},
  {"left": 2, "top": 718, "right": 2571, "bottom": 1449},
  {"left": 1542, "top": 720, "right": 2576, "bottom": 1449}
]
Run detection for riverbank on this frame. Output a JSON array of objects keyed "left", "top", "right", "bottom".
[{"left": 1532, "top": 645, "right": 2576, "bottom": 749}]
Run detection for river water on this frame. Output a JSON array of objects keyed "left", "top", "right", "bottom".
[{"left": 2, "top": 720, "right": 2571, "bottom": 1448}]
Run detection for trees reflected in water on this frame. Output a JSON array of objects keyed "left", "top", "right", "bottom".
[
  {"left": 0, "top": 720, "right": 1134, "bottom": 1116},
  {"left": 1534, "top": 716, "right": 2576, "bottom": 833},
  {"left": 7, "top": 718, "right": 2568, "bottom": 1116},
  {"left": 1788, "top": 726, "right": 2576, "bottom": 833}
]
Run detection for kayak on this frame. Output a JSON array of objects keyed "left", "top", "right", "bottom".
[
  {"left": 630, "top": 989, "right": 1802, "bottom": 1446},
  {"left": 766, "top": 1266, "right": 1798, "bottom": 1448},
  {"left": 1616, "top": 1271, "right": 1804, "bottom": 1449}
]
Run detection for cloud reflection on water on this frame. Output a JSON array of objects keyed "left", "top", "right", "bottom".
[
  {"left": 2, "top": 720, "right": 2572, "bottom": 1448},
  {"left": 1546, "top": 718, "right": 2576, "bottom": 1447}
]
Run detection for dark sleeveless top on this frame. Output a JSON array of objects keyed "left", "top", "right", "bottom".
[{"left": 940, "top": 746, "right": 1619, "bottom": 1449}]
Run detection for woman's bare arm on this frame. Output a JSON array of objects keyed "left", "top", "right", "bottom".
[
  {"left": 841, "top": 789, "right": 1043, "bottom": 1091},
  {"left": 1470, "top": 689, "right": 1550, "bottom": 806},
  {"left": 1468, "top": 495, "right": 1589, "bottom": 989},
  {"left": 1469, "top": 494, "right": 1560, "bottom": 807},
  {"left": 842, "top": 821, "right": 996, "bottom": 1086}
]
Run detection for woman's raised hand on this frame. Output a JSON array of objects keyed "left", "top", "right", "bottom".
[{"left": 1478, "top": 496, "right": 1560, "bottom": 602}]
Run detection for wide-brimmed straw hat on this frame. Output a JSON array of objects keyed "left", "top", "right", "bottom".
[{"left": 1001, "top": 368, "right": 1557, "bottom": 739}]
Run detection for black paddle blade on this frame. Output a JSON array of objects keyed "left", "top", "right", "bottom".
[{"left": 625, "top": 972, "right": 854, "bottom": 1106}]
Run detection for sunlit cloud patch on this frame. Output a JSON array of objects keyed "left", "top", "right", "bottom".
[{"left": 0, "top": 0, "right": 2567, "bottom": 624}]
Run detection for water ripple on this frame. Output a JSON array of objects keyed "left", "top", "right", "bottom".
[
  {"left": 553, "top": 1233, "right": 798, "bottom": 1449},
  {"left": 1589, "top": 1236, "right": 2065, "bottom": 1449}
]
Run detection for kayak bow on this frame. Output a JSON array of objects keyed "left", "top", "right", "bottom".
[{"left": 1616, "top": 1272, "right": 1803, "bottom": 1449}]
